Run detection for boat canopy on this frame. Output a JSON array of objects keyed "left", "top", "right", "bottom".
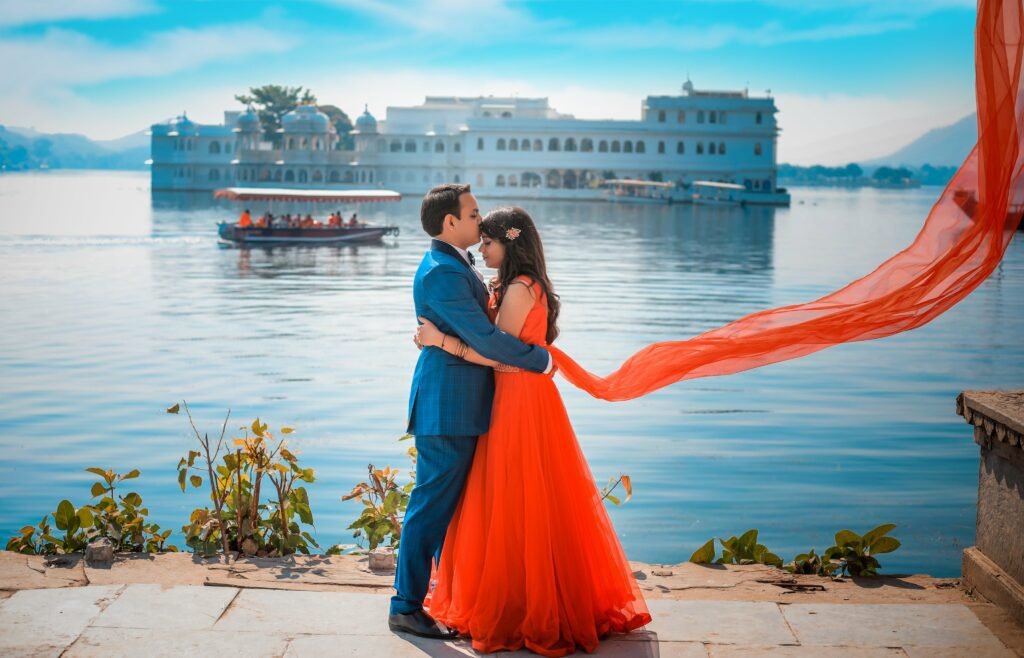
[
  {"left": 692, "top": 181, "right": 745, "bottom": 190},
  {"left": 603, "top": 179, "right": 675, "bottom": 188},
  {"left": 213, "top": 187, "right": 402, "bottom": 202}
]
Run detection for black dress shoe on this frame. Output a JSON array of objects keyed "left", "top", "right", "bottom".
[{"left": 388, "top": 609, "right": 458, "bottom": 639}]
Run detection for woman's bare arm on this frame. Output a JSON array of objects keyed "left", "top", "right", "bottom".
[{"left": 417, "top": 280, "right": 536, "bottom": 368}]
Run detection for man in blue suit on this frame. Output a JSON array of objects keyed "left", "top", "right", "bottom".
[{"left": 389, "top": 184, "right": 551, "bottom": 639}]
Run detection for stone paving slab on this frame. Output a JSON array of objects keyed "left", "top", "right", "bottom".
[
  {"left": 214, "top": 588, "right": 391, "bottom": 636},
  {"left": 782, "top": 603, "right": 1013, "bottom": 653},
  {"left": 90, "top": 583, "right": 239, "bottom": 630},
  {"left": 707, "top": 648, "right": 905, "bottom": 657},
  {"left": 643, "top": 599, "right": 797, "bottom": 645},
  {"left": 0, "top": 585, "right": 122, "bottom": 658},
  {"left": 285, "top": 634, "right": 708, "bottom": 657},
  {"left": 65, "top": 627, "right": 290, "bottom": 657}
]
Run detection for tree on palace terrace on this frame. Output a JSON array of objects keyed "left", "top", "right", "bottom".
[{"left": 234, "top": 85, "right": 354, "bottom": 148}]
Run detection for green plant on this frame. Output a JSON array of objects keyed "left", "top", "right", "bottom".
[
  {"left": 343, "top": 465, "right": 412, "bottom": 550},
  {"left": 786, "top": 548, "right": 840, "bottom": 577},
  {"left": 4, "top": 501, "right": 91, "bottom": 555},
  {"left": 85, "top": 467, "right": 175, "bottom": 553},
  {"left": 600, "top": 474, "right": 633, "bottom": 506},
  {"left": 824, "top": 524, "right": 901, "bottom": 577},
  {"left": 688, "top": 528, "right": 783, "bottom": 567},
  {"left": 170, "top": 402, "right": 319, "bottom": 557}
]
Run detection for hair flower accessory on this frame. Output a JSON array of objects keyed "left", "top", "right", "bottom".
[{"left": 505, "top": 227, "right": 521, "bottom": 241}]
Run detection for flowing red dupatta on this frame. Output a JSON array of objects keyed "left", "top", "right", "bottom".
[{"left": 552, "top": 0, "right": 1024, "bottom": 401}]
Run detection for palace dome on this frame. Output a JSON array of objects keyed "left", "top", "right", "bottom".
[
  {"left": 236, "top": 107, "right": 261, "bottom": 131},
  {"left": 282, "top": 105, "right": 330, "bottom": 133},
  {"left": 354, "top": 105, "right": 378, "bottom": 134},
  {"left": 175, "top": 114, "right": 197, "bottom": 135}
]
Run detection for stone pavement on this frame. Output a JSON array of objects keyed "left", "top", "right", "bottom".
[{"left": 1, "top": 552, "right": 1021, "bottom": 657}]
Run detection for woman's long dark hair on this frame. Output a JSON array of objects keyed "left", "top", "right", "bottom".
[{"left": 480, "top": 207, "right": 560, "bottom": 345}]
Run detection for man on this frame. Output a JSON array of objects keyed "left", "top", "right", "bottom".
[{"left": 389, "top": 184, "right": 551, "bottom": 639}]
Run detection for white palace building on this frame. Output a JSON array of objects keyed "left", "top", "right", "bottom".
[{"left": 150, "top": 80, "right": 784, "bottom": 201}]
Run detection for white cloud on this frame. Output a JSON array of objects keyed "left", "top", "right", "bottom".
[
  {"left": 773, "top": 92, "right": 975, "bottom": 164},
  {"left": 0, "top": 23, "right": 298, "bottom": 137},
  {"left": 560, "top": 18, "right": 914, "bottom": 52},
  {"left": 315, "top": 0, "right": 548, "bottom": 38},
  {"left": 691, "top": 0, "right": 974, "bottom": 18},
  {"left": 0, "top": 0, "right": 159, "bottom": 28}
]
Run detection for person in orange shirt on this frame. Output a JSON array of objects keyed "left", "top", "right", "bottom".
[{"left": 237, "top": 209, "right": 252, "bottom": 227}]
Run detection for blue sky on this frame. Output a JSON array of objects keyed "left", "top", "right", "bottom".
[{"left": 0, "top": 0, "right": 977, "bottom": 164}]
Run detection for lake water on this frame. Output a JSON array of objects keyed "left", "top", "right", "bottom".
[{"left": 1, "top": 171, "right": 1021, "bottom": 577}]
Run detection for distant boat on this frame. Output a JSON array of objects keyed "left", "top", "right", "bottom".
[
  {"left": 690, "top": 180, "right": 791, "bottom": 207},
  {"left": 602, "top": 179, "right": 677, "bottom": 204},
  {"left": 213, "top": 187, "right": 401, "bottom": 245}
]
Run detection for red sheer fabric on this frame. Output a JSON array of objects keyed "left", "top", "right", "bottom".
[{"left": 553, "top": 0, "right": 1024, "bottom": 401}]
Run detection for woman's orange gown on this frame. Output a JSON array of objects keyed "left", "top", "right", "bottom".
[{"left": 425, "top": 277, "right": 651, "bottom": 656}]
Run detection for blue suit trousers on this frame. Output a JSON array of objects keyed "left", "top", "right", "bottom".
[{"left": 390, "top": 434, "right": 477, "bottom": 615}]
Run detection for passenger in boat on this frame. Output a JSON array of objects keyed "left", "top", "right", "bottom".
[
  {"left": 328, "top": 212, "right": 342, "bottom": 227},
  {"left": 237, "top": 209, "right": 252, "bottom": 228},
  {"left": 288, "top": 214, "right": 300, "bottom": 229},
  {"left": 301, "top": 213, "right": 316, "bottom": 228},
  {"left": 254, "top": 214, "right": 268, "bottom": 229},
  {"left": 271, "top": 214, "right": 287, "bottom": 228},
  {"left": 347, "top": 213, "right": 359, "bottom": 227}
]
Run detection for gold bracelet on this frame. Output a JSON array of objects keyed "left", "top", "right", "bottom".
[{"left": 458, "top": 340, "right": 469, "bottom": 359}]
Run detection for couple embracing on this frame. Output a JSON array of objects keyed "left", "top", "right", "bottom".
[{"left": 388, "top": 183, "right": 650, "bottom": 657}]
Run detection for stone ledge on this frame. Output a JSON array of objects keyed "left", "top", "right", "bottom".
[
  {"left": 957, "top": 390, "right": 1024, "bottom": 450},
  {"left": 963, "top": 546, "right": 1024, "bottom": 627}
]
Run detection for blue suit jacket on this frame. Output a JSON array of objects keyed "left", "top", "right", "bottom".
[{"left": 407, "top": 240, "right": 550, "bottom": 437}]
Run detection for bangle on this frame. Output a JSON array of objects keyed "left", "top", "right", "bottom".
[
  {"left": 441, "top": 335, "right": 447, "bottom": 351},
  {"left": 458, "top": 340, "right": 469, "bottom": 359}
]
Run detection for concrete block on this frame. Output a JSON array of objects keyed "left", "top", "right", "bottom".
[
  {"left": 90, "top": 584, "right": 239, "bottom": 630},
  {"left": 0, "top": 585, "right": 122, "bottom": 657},
  {"left": 644, "top": 600, "right": 796, "bottom": 645}
]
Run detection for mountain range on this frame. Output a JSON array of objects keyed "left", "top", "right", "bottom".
[{"left": 863, "top": 113, "right": 976, "bottom": 168}]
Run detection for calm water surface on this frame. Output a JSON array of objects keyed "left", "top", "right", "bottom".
[{"left": 1, "top": 171, "right": 1021, "bottom": 577}]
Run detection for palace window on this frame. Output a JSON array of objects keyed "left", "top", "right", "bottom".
[
  {"left": 548, "top": 137, "right": 560, "bottom": 151},
  {"left": 405, "top": 139, "right": 416, "bottom": 152},
  {"left": 636, "top": 141, "right": 645, "bottom": 154},
  {"left": 697, "top": 143, "right": 704, "bottom": 155},
  {"left": 509, "top": 139, "right": 519, "bottom": 151},
  {"left": 390, "top": 140, "right": 402, "bottom": 152},
  {"left": 709, "top": 143, "right": 716, "bottom": 155},
  {"left": 756, "top": 112, "right": 763, "bottom": 124},
  {"left": 329, "top": 170, "right": 340, "bottom": 183},
  {"left": 522, "top": 139, "right": 531, "bottom": 151},
  {"left": 611, "top": 140, "right": 621, "bottom": 153},
  {"left": 478, "top": 137, "right": 485, "bottom": 150},
  {"left": 658, "top": 141, "right": 665, "bottom": 154},
  {"left": 345, "top": 170, "right": 355, "bottom": 183},
  {"left": 312, "top": 170, "right": 323, "bottom": 183},
  {"left": 677, "top": 141, "right": 684, "bottom": 154},
  {"left": 697, "top": 110, "right": 705, "bottom": 124},
  {"left": 533, "top": 138, "right": 543, "bottom": 151},
  {"left": 476, "top": 173, "right": 485, "bottom": 187},
  {"left": 274, "top": 170, "right": 282, "bottom": 181},
  {"left": 501, "top": 111, "right": 512, "bottom": 118},
  {"left": 720, "top": 111, "right": 727, "bottom": 124},
  {"left": 581, "top": 138, "right": 593, "bottom": 152},
  {"left": 509, "top": 174, "right": 518, "bottom": 187},
  {"left": 435, "top": 141, "right": 445, "bottom": 152},
  {"left": 678, "top": 110, "right": 685, "bottom": 123},
  {"left": 718, "top": 142, "right": 726, "bottom": 155},
  {"left": 497, "top": 138, "right": 507, "bottom": 151},
  {"left": 658, "top": 110, "right": 666, "bottom": 122},
  {"left": 564, "top": 137, "right": 577, "bottom": 152},
  {"left": 285, "top": 170, "right": 295, "bottom": 182},
  {"left": 298, "top": 170, "right": 308, "bottom": 183},
  {"left": 599, "top": 140, "right": 608, "bottom": 153},
  {"left": 710, "top": 111, "right": 717, "bottom": 124},
  {"left": 454, "top": 174, "right": 461, "bottom": 183},
  {"left": 496, "top": 175, "right": 506, "bottom": 187},
  {"left": 454, "top": 142, "right": 461, "bottom": 152},
  {"left": 209, "top": 142, "right": 221, "bottom": 154},
  {"left": 754, "top": 142, "right": 763, "bottom": 156},
  {"left": 208, "top": 169, "right": 220, "bottom": 181},
  {"left": 624, "top": 140, "right": 633, "bottom": 153}
]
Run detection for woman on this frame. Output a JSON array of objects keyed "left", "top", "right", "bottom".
[{"left": 415, "top": 207, "right": 651, "bottom": 657}]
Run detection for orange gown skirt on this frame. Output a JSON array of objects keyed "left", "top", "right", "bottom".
[{"left": 425, "top": 287, "right": 651, "bottom": 655}]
